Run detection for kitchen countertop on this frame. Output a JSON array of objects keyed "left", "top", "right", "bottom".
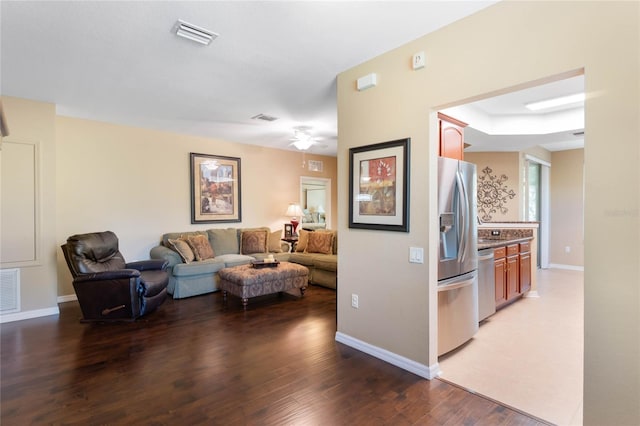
[{"left": 478, "top": 236, "right": 533, "bottom": 250}]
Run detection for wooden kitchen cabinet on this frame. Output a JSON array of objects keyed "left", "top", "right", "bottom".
[
  {"left": 494, "top": 247, "right": 507, "bottom": 308},
  {"left": 438, "top": 112, "right": 467, "bottom": 160},
  {"left": 506, "top": 244, "right": 520, "bottom": 302},
  {"left": 519, "top": 242, "right": 531, "bottom": 294},
  {"left": 493, "top": 241, "right": 531, "bottom": 310}
]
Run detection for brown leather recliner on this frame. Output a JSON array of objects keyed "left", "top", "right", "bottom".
[{"left": 61, "top": 231, "right": 169, "bottom": 322}]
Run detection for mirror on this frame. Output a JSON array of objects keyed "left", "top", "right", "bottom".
[{"left": 300, "top": 177, "right": 331, "bottom": 229}]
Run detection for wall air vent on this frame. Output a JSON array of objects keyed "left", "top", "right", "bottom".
[
  {"left": 251, "top": 114, "right": 279, "bottom": 122},
  {"left": 0, "top": 269, "right": 20, "bottom": 314},
  {"left": 173, "top": 20, "right": 218, "bottom": 46}
]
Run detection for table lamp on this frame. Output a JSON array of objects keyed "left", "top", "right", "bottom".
[{"left": 285, "top": 203, "right": 304, "bottom": 235}]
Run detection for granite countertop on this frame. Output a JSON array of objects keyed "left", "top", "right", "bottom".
[{"left": 477, "top": 236, "right": 533, "bottom": 250}]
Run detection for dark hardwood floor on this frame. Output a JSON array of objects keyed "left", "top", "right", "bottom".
[{"left": 1, "top": 285, "right": 549, "bottom": 425}]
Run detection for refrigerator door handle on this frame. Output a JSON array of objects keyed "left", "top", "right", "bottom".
[
  {"left": 455, "top": 170, "right": 468, "bottom": 264},
  {"left": 437, "top": 276, "right": 474, "bottom": 292}
]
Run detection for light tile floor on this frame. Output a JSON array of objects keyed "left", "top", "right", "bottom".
[{"left": 438, "top": 268, "right": 584, "bottom": 425}]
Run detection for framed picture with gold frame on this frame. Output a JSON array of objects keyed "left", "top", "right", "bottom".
[{"left": 190, "top": 152, "right": 241, "bottom": 223}]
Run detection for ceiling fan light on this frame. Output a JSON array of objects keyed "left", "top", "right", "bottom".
[{"left": 292, "top": 139, "right": 314, "bottom": 150}]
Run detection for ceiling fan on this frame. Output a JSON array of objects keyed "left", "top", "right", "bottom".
[{"left": 289, "top": 126, "right": 327, "bottom": 151}]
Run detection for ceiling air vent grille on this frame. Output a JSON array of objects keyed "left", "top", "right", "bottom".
[{"left": 251, "top": 114, "right": 278, "bottom": 122}]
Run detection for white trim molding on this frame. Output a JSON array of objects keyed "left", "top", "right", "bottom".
[
  {"left": 0, "top": 306, "right": 59, "bottom": 323},
  {"left": 57, "top": 294, "right": 77, "bottom": 303},
  {"left": 335, "top": 332, "right": 440, "bottom": 379},
  {"left": 548, "top": 263, "right": 584, "bottom": 272}
]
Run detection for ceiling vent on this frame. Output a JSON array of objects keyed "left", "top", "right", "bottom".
[
  {"left": 251, "top": 114, "right": 279, "bottom": 122},
  {"left": 173, "top": 20, "right": 218, "bottom": 45},
  {"left": 573, "top": 131, "right": 585, "bottom": 136}
]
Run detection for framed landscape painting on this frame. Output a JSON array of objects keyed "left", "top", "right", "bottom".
[
  {"left": 349, "top": 138, "right": 410, "bottom": 232},
  {"left": 190, "top": 153, "right": 241, "bottom": 223}
]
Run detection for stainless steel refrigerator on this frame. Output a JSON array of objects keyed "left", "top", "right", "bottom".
[{"left": 437, "top": 156, "right": 478, "bottom": 356}]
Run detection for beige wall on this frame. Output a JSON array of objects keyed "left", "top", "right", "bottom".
[
  {"left": 337, "top": 2, "right": 638, "bottom": 425},
  {"left": 0, "top": 97, "right": 336, "bottom": 301},
  {"left": 55, "top": 116, "right": 337, "bottom": 296},
  {"left": 550, "top": 149, "right": 584, "bottom": 267},
  {"left": 464, "top": 152, "right": 520, "bottom": 221},
  {"left": 0, "top": 97, "right": 58, "bottom": 313}
]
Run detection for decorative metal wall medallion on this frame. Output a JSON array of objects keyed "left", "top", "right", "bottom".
[{"left": 478, "top": 166, "right": 516, "bottom": 221}]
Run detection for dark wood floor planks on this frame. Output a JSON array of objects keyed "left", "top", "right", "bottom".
[{"left": 1, "top": 286, "right": 549, "bottom": 425}]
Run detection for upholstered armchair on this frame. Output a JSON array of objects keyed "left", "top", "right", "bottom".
[{"left": 61, "top": 231, "right": 169, "bottom": 322}]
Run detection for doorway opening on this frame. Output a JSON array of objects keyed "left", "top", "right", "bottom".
[
  {"left": 300, "top": 176, "right": 331, "bottom": 229},
  {"left": 434, "top": 71, "right": 585, "bottom": 425}
]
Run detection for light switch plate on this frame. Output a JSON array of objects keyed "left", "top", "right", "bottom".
[{"left": 409, "top": 247, "right": 424, "bottom": 263}]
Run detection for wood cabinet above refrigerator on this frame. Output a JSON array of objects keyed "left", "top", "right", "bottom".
[{"left": 438, "top": 112, "right": 468, "bottom": 160}]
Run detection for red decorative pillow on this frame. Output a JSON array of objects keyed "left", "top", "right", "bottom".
[
  {"left": 186, "top": 234, "right": 215, "bottom": 261},
  {"left": 305, "top": 232, "right": 334, "bottom": 254},
  {"left": 240, "top": 230, "right": 268, "bottom": 254}
]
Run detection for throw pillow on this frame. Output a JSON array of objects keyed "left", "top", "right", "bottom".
[
  {"left": 240, "top": 230, "right": 268, "bottom": 254},
  {"left": 208, "top": 228, "right": 239, "bottom": 255},
  {"left": 167, "top": 238, "right": 195, "bottom": 263},
  {"left": 186, "top": 234, "right": 215, "bottom": 261},
  {"left": 305, "top": 232, "right": 334, "bottom": 255},
  {"left": 268, "top": 230, "right": 283, "bottom": 253},
  {"left": 295, "top": 229, "right": 312, "bottom": 252}
]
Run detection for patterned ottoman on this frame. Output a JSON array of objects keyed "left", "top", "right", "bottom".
[{"left": 218, "top": 261, "right": 308, "bottom": 309}]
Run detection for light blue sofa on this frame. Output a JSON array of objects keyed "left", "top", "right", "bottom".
[{"left": 150, "top": 227, "right": 289, "bottom": 299}]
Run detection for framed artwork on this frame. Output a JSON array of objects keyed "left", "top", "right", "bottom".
[
  {"left": 284, "top": 223, "right": 293, "bottom": 238},
  {"left": 190, "top": 153, "right": 241, "bottom": 223},
  {"left": 349, "top": 138, "right": 410, "bottom": 232}
]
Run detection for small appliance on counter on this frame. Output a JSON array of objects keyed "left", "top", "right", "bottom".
[{"left": 437, "top": 156, "right": 479, "bottom": 356}]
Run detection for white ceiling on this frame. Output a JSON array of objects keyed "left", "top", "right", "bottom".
[
  {"left": 1, "top": 1, "right": 582, "bottom": 156},
  {"left": 443, "top": 75, "right": 585, "bottom": 152}
]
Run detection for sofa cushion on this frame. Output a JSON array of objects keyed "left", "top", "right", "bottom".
[
  {"left": 207, "top": 228, "right": 239, "bottom": 256},
  {"left": 240, "top": 230, "right": 268, "bottom": 254},
  {"left": 268, "top": 230, "right": 283, "bottom": 253},
  {"left": 313, "top": 255, "right": 338, "bottom": 272},
  {"left": 167, "top": 238, "right": 195, "bottom": 263},
  {"left": 295, "top": 229, "right": 312, "bottom": 252},
  {"left": 215, "top": 254, "right": 255, "bottom": 267},
  {"left": 186, "top": 234, "right": 215, "bottom": 261},
  {"left": 305, "top": 232, "right": 334, "bottom": 254},
  {"left": 288, "top": 252, "right": 316, "bottom": 266},
  {"left": 172, "top": 258, "right": 226, "bottom": 276}
]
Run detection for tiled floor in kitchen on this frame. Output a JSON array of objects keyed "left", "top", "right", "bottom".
[{"left": 438, "top": 268, "right": 584, "bottom": 425}]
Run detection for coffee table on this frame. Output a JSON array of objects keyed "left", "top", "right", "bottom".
[{"left": 218, "top": 261, "right": 308, "bottom": 309}]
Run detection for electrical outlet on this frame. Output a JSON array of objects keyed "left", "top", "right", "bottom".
[
  {"left": 565, "top": 246, "right": 571, "bottom": 253},
  {"left": 351, "top": 294, "right": 359, "bottom": 309}
]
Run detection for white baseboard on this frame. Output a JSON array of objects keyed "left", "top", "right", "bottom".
[
  {"left": 57, "top": 294, "right": 77, "bottom": 303},
  {"left": 524, "top": 290, "right": 540, "bottom": 298},
  {"left": 0, "top": 306, "right": 59, "bottom": 323},
  {"left": 548, "top": 263, "right": 584, "bottom": 272},
  {"left": 335, "top": 331, "right": 440, "bottom": 379}
]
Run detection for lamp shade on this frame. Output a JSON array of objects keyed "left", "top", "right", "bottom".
[{"left": 285, "top": 203, "right": 304, "bottom": 218}]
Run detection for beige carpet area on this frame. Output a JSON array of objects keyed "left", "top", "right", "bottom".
[{"left": 438, "top": 268, "right": 584, "bottom": 425}]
